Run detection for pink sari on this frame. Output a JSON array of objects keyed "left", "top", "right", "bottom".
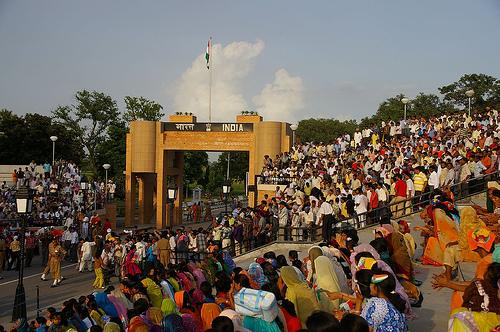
[{"left": 125, "top": 249, "right": 141, "bottom": 276}]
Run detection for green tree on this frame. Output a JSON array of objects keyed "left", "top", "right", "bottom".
[
  {"left": 184, "top": 151, "right": 209, "bottom": 185},
  {"left": 410, "top": 93, "right": 452, "bottom": 118},
  {"left": 0, "top": 110, "right": 83, "bottom": 164},
  {"left": 123, "top": 96, "right": 165, "bottom": 122},
  {"left": 95, "top": 120, "right": 127, "bottom": 197},
  {"left": 219, "top": 152, "right": 249, "bottom": 182},
  {"left": 0, "top": 109, "right": 25, "bottom": 163},
  {"left": 206, "top": 161, "right": 225, "bottom": 193},
  {"left": 296, "top": 118, "right": 357, "bottom": 143},
  {"left": 52, "top": 90, "right": 120, "bottom": 175},
  {"left": 439, "top": 73, "right": 500, "bottom": 109}
]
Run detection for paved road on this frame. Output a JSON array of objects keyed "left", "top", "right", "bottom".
[{"left": 0, "top": 258, "right": 107, "bottom": 326}]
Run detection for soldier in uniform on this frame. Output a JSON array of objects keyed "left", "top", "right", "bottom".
[
  {"left": 41, "top": 237, "right": 66, "bottom": 287},
  {"left": 156, "top": 231, "right": 170, "bottom": 268}
]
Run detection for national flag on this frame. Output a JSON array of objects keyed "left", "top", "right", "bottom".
[{"left": 205, "top": 38, "right": 211, "bottom": 69}]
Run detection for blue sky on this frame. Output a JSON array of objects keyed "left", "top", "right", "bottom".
[{"left": 1, "top": 0, "right": 499, "bottom": 122}]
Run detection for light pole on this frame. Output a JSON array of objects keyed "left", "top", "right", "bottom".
[
  {"left": 222, "top": 181, "right": 231, "bottom": 213},
  {"left": 12, "top": 186, "right": 33, "bottom": 322},
  {"left": 167, "top": 184, "right": 177, "bottom": 227},
  {"left": 50, "top": 136, "right": 58, "bottom": 166},
  {"left": 401, "top": 98, "right": 410, "bottom": 122},
  {"left": 103, "top": 164, "right": 111, "bottom": 203},
  {"left": 465, "top": 89, "right": 474, "bottom": 117},
  {"left": 290, "top": 124, "right": 298, "bottom": 146},
  {"left": 226, "top": 153, "right": 230, "bottom": 180}
]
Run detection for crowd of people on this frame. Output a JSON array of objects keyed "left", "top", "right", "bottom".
[
  {"left": 0, "top": 159, "right": 116, "bottom": 279},
  {"left": 0, "top": 160, "right": 115, "bottom": 226},
  {"left": 5, "top": 183, "right": 499, "bottom": 332},
  {"left": 259, "top": 110, "right": 500, "bottom": 231},
  {"left": 0, "top": 109, "right": 499, "bottom": 331}
]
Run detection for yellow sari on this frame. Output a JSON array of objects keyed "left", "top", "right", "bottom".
[
  {"left": 421, "top": 207, "right": 458, "bottom": 266},
  {"left": 281, "top": 266, "right": 320, "bottom": 327},
  {"left": 449, "top": 307, "right": 500, "bottom": 331},
  {"left": 314, "top": 256, "right": 341, "bottom": 313}
]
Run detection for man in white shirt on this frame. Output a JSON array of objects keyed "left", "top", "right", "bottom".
[
  {"left": 428, "top": 166, "right": 439, "bottom": 191},
  {"left": 79, "top": 239, "right": 95, "bottom": 272},
  {"left": 354, "top": 129, "right": 362, "bottom": 147},
  {"left": 354, "top": 189, "right": 368, "bottom": 228},
  {"left": 318, "top": 196, "right": 333, "bottom": 243}
]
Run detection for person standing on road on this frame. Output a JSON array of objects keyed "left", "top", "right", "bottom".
[
  {"left": 156, "top": 232, "right": 170, "bottom": 268},
  {"left": 41, "top": 237, "right": 66, "bottom": 287},
  {"left": 79, "top": 238, "right": 95, "bottom": 272},
  {"left": 24, "top": 231, "right": 37, "bottom": 267},
  {"left": 8, "top": 235, "right": 21, "bottom": 270}
]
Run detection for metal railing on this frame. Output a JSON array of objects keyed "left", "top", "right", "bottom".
[
  {"left": 168, "top": 170, "right": 498, "bottom": 263},
  {"left": 348, "top": 169, "right": 499, "bottom": 229},
  {"left": 169, "top": 224, "right": 322, "bottom": 264},
  {"left": 182, "top": 197, "right": 248, "bottom": 223}
]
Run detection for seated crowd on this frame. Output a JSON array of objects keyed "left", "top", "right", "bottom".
[
  {"left": 260, "top": 110, "right": 499, "bottom": 226},
  {"left": 7, "top": 197, "right": 499, "bottom": 332}
]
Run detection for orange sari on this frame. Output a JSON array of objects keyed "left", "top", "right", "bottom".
[{"left": 421, "top": 207, "right": 459, "bottom": 266}]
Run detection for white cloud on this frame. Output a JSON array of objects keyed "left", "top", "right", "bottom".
[
  {"left": 173, "top": 39, "right": 265, "bottom": 121},
  {"left": 253, "top": 68, "right": 304, "bottom": 122}
]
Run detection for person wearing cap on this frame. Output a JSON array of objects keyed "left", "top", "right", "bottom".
[
  {"left": 41, "top": 236, "right": 66, "bottom": 287},
  {"left": 432, "top": 227, "right": 496, "bottom": 311},
  {"left": 156, "top": 231, "right": 170, "bottom": 268}
]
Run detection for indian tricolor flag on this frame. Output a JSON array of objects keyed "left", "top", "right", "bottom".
[{"left": 205, "top": 38, "right": 211, "bottom": 69}]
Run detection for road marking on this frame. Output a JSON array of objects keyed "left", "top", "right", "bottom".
[{"left": 0, "top": 263, "right": 78, "bottom": 286}]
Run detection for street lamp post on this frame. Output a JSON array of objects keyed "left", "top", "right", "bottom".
[
  {"left": 222, "top": 181, "right": 231, "bottom": 213},
  {"left": 167, "top": 184, "right": 177, "bottom": 227},
  {"left": 465, "top": 89, "right": 474, "bottom": 117},
  {"left": 290, "top": 124, "right": 298, "bottom": 146},
  {"left": 12, "top": 186, "right": 33, "bottom": 322},
  {"left": 103, "top": 164, "right": 111, "bottom": 203},
  {"left": 50, "top": 136, "right": 58, "bottom": 166},
  {"left": 401, "top": 98, "right": 410, "bottom": 122}
]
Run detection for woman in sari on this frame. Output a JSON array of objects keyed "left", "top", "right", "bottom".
[
  {"left": 281, "top": 266, "right": 320, "bottom": 327},
  {"left": 378, "top": 224, "right": 413, "bottom": 280},
  {"left": 162, "top": 314, "right": 185, "bottom": 332},
  {"left": 350, "top": 243, "right": 413, "bottom": 315},
  {"left": 314, "top": 256, "right": 342, "bottom": 313},
  {"left": 418, "top": 203, "right": 459, "bottom": 266},
  {"left": 456, "top": 206, "right": 484, "bottom": 262},
  {"left": 160, "top": 297, "right": 178, "bottom": 316},
  {"left": 248, "top": 262, "right": 268, "bottom": 288},
  {"left": 124, "top": 247, "right": 141, "bottom": 277},
  {"left": 448, "top": 262, "right": 500, "bottom": 331},
  {"left": 200, "top": 302, "right": 222, "bottom": 331},
  {"left": 397, "top": 220, "right": 416, "bottom": 259},
  {"left": 174, "top": 290, "right": 203, "bottom": 332},
  {"left": 188, "top": 262, "right": 207, "bottom": 288}
]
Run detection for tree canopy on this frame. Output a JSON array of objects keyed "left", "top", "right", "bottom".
[
  {"left": 439, "top": 73, "right": 500, "bottom": 109},
  {"left": 0, "top": 109, "right": 83, "bottom": 164},
  {"left": 123, "top": 96, "right": 165, "bottom": 122},
  {"left": 52, "top": 90, "right": 120, "bottom": 175}
]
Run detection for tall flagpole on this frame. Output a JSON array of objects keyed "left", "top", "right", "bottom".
[{"left": 208, "top": 37, "right": 212, "bottom": 123}]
